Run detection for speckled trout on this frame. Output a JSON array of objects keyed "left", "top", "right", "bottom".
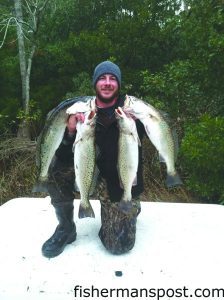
[
  {"left": 73, "top": 110, "right": 96, "bottom": 218},
  {"left": 33, "top": 97, "right": 95, "bottom": 192},
  {"left": 124, "top": 95, "right": 182, "bottom": 187},
  {"left": 115, "top": 107, "right": 140, "bottom": 212},
  {"left": 33, "top": 108, "right": 68, "bottom": 192}
]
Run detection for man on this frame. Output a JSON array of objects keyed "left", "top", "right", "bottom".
[{"left": 42, "top": 61, "right": 145, "bottom": 258}]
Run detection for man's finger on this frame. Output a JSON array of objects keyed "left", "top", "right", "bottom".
[{"left": 76, "top": 113, "right": 85, "bottom": 123}]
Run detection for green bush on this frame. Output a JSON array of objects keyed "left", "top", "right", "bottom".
[
  {"left": 64, "top": 72, "right": 94, "bottom": 98},
  {"left": 140, "top": 60, "right": 213, "bottom": 121},
  {"left": 179, "top": 114, "right": 224, "bottom": 203},
  {"left": 0, "top": 98, "right": 20, "bottom": 134}
]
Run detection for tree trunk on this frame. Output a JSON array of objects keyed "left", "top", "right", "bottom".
[
  {"left": 182, "top": 1, "right": 188, "bottom": 11},
  {"left": 14, "top": 0, "right": 31, "bottom": 139}
]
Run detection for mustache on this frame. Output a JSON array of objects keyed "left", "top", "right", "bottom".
[{"left": 96, "top": 90, "right": 119, "bottom": 102}]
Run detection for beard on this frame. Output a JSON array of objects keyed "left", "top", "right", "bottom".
[{"left": 96, "top": 89, "right": 119, "bottom": 104}]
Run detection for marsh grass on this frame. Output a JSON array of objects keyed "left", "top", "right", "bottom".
[
  {"left": 0, "top": 136, "right": 41, "bottom": 205},
  {"left": 0, "top": 136, "right": 194, "bottom": 205},
  {"left": 142, "top": 138, "right": 195, "bottom": 203}
]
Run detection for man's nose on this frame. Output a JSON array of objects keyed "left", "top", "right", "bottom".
[{"left": 105, "top": 77, "right": 111, "bottom": 84}]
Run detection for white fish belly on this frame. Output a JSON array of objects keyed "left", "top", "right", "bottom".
[
  {"left": 74, "top": 139, "right": 95, "bottom": 207},
  {"left": 40, "top": 122, "right": 66, "bottom": 179},
  {"left": 143, "top": 118, "right": 176, "bottom": 174},
  {"left": 118, "top": 134, "right": 139, "bottom": 201}
]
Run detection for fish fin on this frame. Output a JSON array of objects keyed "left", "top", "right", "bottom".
[
  {"left": 74, "top": 135, "right": 83, "bottom": 145},
  {"left": 119, "top": 178, "right": 124, "bottom": 189},
  {"left": 136, "top": 134, "right": 141, "bottom": 147},
  {"left": 78, "top": 204, "right": 95, "bottom": 219},
  {"left": 74, "top": 180, "right": 80, "bottom": 192},
  {"left": 131, "top": 129, "right": 141, "bottom": 146},
  {"left": 117, "top": 169, "right": 124, "bottom": 189},
  {"left": 158, "top": 110, "right": 171, "bottom": 123},
  {"left": 132, "top": 175, "right": 138, "bottom": 186},
  {"left": 159, "top": 153, "right": 165, "bottom": 163},
  {"left": 166, "top": 172, "right": 183, "bottom": 188},
  {"left": 118, "top": 200, "right": 133, "bottom": 214},
  {"left": 144, "top": 123, "right": 151, "bottom": 137}
]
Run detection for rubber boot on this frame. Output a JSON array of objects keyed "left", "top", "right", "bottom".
[{"left": 42, "top": 203, "right": 77, "bottom": 258}]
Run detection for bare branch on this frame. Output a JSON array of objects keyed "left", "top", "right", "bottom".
[
  {"left": 11, "top": 18, "right": 31, "bottom": 42},
  {"left": 0, "top": 17, "right": 17, "bottom": 49},
  {"left": 1, "top": 0, "right": 51, "bottom": 138},
  {"left": 17, "top": 19, "right": 35, "bottom": 32},
  {"left": 23, "top": 0, "right": 33, "bottom": 15},
  {"left": 39, "top": 0, "right": 51, "bottom": 13}
]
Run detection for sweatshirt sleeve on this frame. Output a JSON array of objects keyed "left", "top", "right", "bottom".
[{"left": 55, "top": 128, "right": 76, "bottom": 162}]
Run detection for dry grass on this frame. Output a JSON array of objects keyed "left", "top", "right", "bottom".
[
  {"left": 0, "top": 136, "right": 195, "bottom": 206},
  {"left": 141, "top": 137, "right": 196, "bottom": 203},
  {"left": 0, "top": 137, "right": 39, "bottom": 205}
]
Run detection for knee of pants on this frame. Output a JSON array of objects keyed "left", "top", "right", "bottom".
[
  {"left": 48, "top": 159, "right": 75, "bottom": 204},
  {"left": 99, "top": 203, "right": 139, "bottom": 254}
]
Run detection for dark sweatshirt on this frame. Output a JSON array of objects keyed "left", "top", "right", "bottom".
[{"left": 55, "top": 95, "right": 145, "bottom": 202}]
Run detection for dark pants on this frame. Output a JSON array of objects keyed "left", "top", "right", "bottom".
[
  {"left": 47, "top": 158, "right": 75, "bottom": 206},
  {"left": 48, "top": 157, "right": 141, "bottom": 254}
]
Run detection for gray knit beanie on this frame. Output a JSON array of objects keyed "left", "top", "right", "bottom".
[{"left": 92, "top": 61, "right": 121, "bottom": 87}]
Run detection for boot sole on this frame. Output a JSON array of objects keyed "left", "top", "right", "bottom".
[{"left": 42, "top": 231, "right": 77, "bottom": 258}]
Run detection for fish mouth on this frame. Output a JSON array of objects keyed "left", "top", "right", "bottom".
[
  {"left": 116, "top": 107, "right": 122, "bottom": 115},
  {"left": 86, "top": 110, "right": 96, "bottom": 126},
  {"left": 88, "top": 110, "right": 95, "bottom": 120},
  {"left": 115, "top": 107, "right": 124, "bottom": 119}
]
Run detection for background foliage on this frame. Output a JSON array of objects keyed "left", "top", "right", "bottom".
[{"left": 1, "top": 0, "right": 224, "bottom": 204}]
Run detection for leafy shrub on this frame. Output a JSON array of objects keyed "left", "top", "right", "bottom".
[
  {"left": 0, "top": 98, "right": 20, "bottom": 134},
  {"left": 64, "top": 72, "right": 93, "bottom": 98},
  {"left": 179, "top": 114, "right": 224, "bottom": 203},
  {"left": 140, "top": 60, "right": 212, "bottom": 120}
]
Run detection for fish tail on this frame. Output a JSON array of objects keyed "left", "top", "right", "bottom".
[
  {"left": 78, "top": 203, "right": 95, "bottom": 219},
  {"left": 166, "top": 172, "right": 183, "bottom": 188},
  {"left": 159, "top": 153, "right": 165, "bottom": 163},
  {"left": 122, "top": 189, "right": 132, "bottom": 202}
]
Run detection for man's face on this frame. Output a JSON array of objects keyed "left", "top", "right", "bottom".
[{"left": 95, "top": 74, "right": 119, "bottom": 103}]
